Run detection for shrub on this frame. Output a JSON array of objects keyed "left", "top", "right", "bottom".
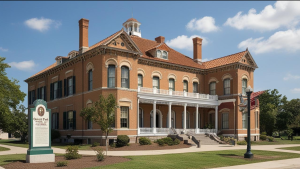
[
  {"left": 219, "top": 135, "right": 224, "bottom": 141},
  {"left": 95, "top": 148, "right": 105, "bottom": 161},
  {"left": 156, "top": 137, "right": 178, "bottom": 146},
  {"left": 261, "top": 132, "right": 267, "bottom": 135},
  {"left": 51, "top": 129, "right": 61, "bottom": 141},
  {"left": 237, "top": 140, "right": 247, "bottom": 145},
  {"left": 173, "top": 138, "right": 180, "bottom": 145},
  {"left": 156, "top": 139, "right": 165, "bottom": 146},
  {"left": 56, "top": 161, "right": 68, "bottom": 167},
  {"left": 91, "top": 142, "right": 100, "bottom": 147},
  {"left": 139, "top": 137, "right": 152, "bottom": 145},
  {"left": 117, "top": 135, "right": 130, "bottom": 147},
  {"left": 110, "top": 142, "right": 116, "bottom": 148},
  {"left": 260, "top": 135, "right": 267, "bottom": 141},
  {"left": 65, "top": 146, "right": 82, "bottom": 160},
  {"left": 267, "top": 136, "right": 274, "bottom": 142}
]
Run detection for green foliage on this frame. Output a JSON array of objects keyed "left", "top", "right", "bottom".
[
  {"left": 56, "top": 161, "right": 68, "bottom": 167},
  {"left": 95, "top": 148, "right": 105, "bottom": 161},
  {"left": 139, "top": 137, "right": 152, "bottom": 145},
  {"left": 156, "top": 137, "right": 178, "bottom": 146},
  {"left": 110, "top": 142, "right": 116, "bottom": 148},
  {"left": 156, "top": 139, "right": 165, "bottom": 146},
  {"left": 91, "top": 142, "right": 99, "bottom": 147},
  {"left": 204, "top": 123, "right": 214, "bottom": 129},
  {"left": 261, "top": 132, "right": 267, "bottom": 135},
  {"left": 173, "top": 138, "right": 180, "bottom": 145},
  {"left": 286, "top": 129, "right": 294, "bottom": 137},
  {"left": 260, "top": 135, "right": 267, "bottom": 140},
  {"left": 51, "top": 129, "right": 60, "bottom": 141},
  {"left": 80, "top": 94, "right": 118, "bottom": 155},
  {"left": 267, "top": 136, "right": 274, "bottom": 142},
  {"left": 64, "top": 146, "right": 82, "bottom": 160},
  {"left": 237, "top": 140, "right": 247, "bottom": 145},
  {"left": 219, "top": 135, "right": 224, "bottom": 141},
  {"left": 117, "top": 135, "right": 130, "bottom": 147}
]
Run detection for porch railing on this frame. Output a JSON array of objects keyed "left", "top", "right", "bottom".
[
  {"left": 198, "top": 129, "right": 217, "bottom": 134},
  {"left": 138, "top": 87, "right": 218, "bottom": 101}
]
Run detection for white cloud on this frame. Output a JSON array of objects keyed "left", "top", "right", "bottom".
[
  {"left": 24, "top": 17, "right": 61, "bottom": 32},
  {"left": 283, "top": 73, "right": 300, "bottom": 81},
  {"left": 291, "top": 88, "right": 300, "bottom": 93},
  {"left": 186, "top": 16, "right": 219, "bottom": 33},
  {"left": 202, "top": 58, "right": 213, "bottom": 62},
  {"left": 9, "top": 60, "right": 36, "bottom": 71},
  {"left": 0, "top": 47, "right": 8, "bottom": 52},
  {"left": 238, "top": 29, "right": 300, "bottom": 54},
  {"left": 224, "top": 1, "right": 300, "bottom": 31},
  {"left": 166, "top": 35, "right": 208, "bottom": 51}
]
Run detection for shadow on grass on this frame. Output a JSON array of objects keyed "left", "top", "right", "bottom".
[
  {"left": 217, "top": 154, "right": 239, "bottom": 157},
  {"left": 4, "top": 160, "right": 26, "bottom": 163}
]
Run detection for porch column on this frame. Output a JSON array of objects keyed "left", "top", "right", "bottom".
[
  {"left": 137, "top": 98, "right": 140, "bottom": 135},
  {"left": 153, "top": 101, "right": 157, "bottom": 134},
  {"left": 184, "top": 104, "right": 187, "bottom": 132},
  {"left": 215, "top": 106, "right": 218, "bottom": 134},
  {"left": 195, "top": 104, "right": 199, "bottom": 132},
  {"left": 168, "top": 102, "right": 172, "bottom": 128}
]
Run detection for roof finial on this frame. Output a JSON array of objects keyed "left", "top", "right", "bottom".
[{"left": 246, "top": 47, "right": 248, "bottom": 51}]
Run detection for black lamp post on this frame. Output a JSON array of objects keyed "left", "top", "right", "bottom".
[{"left": 244, "top": 86, "right": 253, "bottom": 159}]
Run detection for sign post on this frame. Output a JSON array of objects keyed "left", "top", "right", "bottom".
[{"left": 26, "top": 99, "right": 55, "bottom": 163}]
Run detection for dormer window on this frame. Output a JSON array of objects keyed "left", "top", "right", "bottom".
[
  {"left": 57, "top": 59, "right": 62, "bottom": 65},
  {"left": 156, "top": 50, "right": 168, "bottom": 60}
]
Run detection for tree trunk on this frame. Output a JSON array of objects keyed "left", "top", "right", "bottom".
[{"left": 106, "top": 131, "right": 108, "bottom": 156}]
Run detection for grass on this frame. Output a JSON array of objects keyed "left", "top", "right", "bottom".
[
  {"left": 52, "top": 143, "right": 93, "bottom": 150},
  {"left": 278, "top": 146, "right": 300, "bottom": 151},
  {"left": 0, "top": 154, "right": 64, "bottom": 166},
  {"left": 88, "top": 150, "right": 300, "bottom": 169},
  {"left": 252, "top": 137, "right": 300, "bottom": 145},
  {"left": 0, "top": 146, "right": 10, "bottom": 151}
]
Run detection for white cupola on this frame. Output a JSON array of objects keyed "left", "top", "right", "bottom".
[{"left": 123, "top": 18, "right": 141, "bottom": 37}]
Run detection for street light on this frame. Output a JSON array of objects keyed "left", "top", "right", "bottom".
[{"left": 244, "top": 85, "right": 253, "bottom": 159}]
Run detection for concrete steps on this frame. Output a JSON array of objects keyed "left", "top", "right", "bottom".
[
  {"left": 177, "top": 134, "right": 196, "bottom": 146},
  {"left": 192, "top": 134, "right": 220, "bottom": 145}
]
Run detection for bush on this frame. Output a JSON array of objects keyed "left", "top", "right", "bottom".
[
  {"left": 260, "top": 135, "right": 267, "bottom": 141},
  {"left": 116, "top": 135, "right": 130, "bottom": 147},
  {"left": 219, "top": 135, "right": 224, "bottom": 141},
  {"left": 56, "top": 161, "right": 68, "bottom": 167},
  {"left": 95, "top": 148, "right": 105, "bottom": 161},
  {"left": 51, "top": 129, "right": 61, "bottom": 141},
  {"left": 163, "top": 137, "right": 174, "bottom": 146},
  {"left": 261, "top": 132, "right": 267, "bottom": 135},
  {"left": 173, "top": 138, "right": 180, "bottom": 145},
  {"left": 91, "top": 142, "right": 100, "bottom": 147},
  {"left": 156, "top": 137, "right": 178, "bottom": 146},
  {"left": 156, "top": 139, "right": 165, "bottom": 146},
  {"left": 139, "top": 137, "right": 152, "bottom": 145},
  {"left": 237, "top": 140, "right": 247, "bottom": 145},
  {"left": 267, "top": 136, "right": 274, "bottom": 142},
  {"left": 110, "top": 142, "right": 116, "bottom": 148},
  {"left": 65, "top": 146, "right": 82, "bottom": 160}
]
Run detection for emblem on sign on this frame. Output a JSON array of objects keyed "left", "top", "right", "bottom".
[{"left": 37, "top": 106, "right": 45, "bottom": 117}]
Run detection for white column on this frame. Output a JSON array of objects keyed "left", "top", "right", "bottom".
[
  {"left": 184, "top": 104, "right": 187, "bottom": 132},
  {"left": 215, "top": 106, "right": 218, "bottom": 134},
  {"left": 153, "top": 101, "right": 157, "bottom": 134},
  {"left": 137, "top": 98, "right": 140, "bottom": 135},
  {"left": 168, "top": 102, "right": 172, "bottom": 128},
  {"left": 195, "top": 104, "right": 199, "bottom": 132}
]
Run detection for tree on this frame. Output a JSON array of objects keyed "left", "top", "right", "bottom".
[
  {"left": 277, "top": 99, "right": 300, "bottom": 133},
  {"left": 0, "top": 57, "right": 26, "bottom": 132},
  {"left": 80, "top": 94, "right": 117, "bottom": 155}
]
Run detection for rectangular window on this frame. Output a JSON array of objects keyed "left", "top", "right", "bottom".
[
  {"left": 255, "top": 111, "right": 259, "bottom": 129},
  {"left": 68, "top": 78, "right": 73, "bottom": 95},
  {"left": 138, "top": 74, "right": 143, "bottom": 87},
  {"left": 224, "top": 79, "right": 230, "bottom": 95},
  {"left": 153, "top": 77, "right": 160, "bottom": 89},
  {"left": 68, "top": 111, "right": 74, "bottom": 130},
  {"left": 54, "top": 82, "right": 58, "bottom": 99},
  {"left": 108, "top": 65, "right": 115, "bottom": 88},
  {"left": 87, "top": 120, "right": 93, "bottom": 129},
  {"left": 242, "top": 112, "right": 248, "bottom": 129},
  {"left": 41, "top": 87, "right": 45, "bottom": 100},
  {"left": 183, "top": 81, "right": 188, "bottom": 92},
  {"left": 88, "top": 70, "right": 93, "bottom": 91},
  {"left": 242, "top": 79, "right": 247, "bottom": 95},
  {"left": 121, "top": 66, "right": 129, "bottom": 88},
  {"left": 29, "top": 90, "right": 35, "bottom": 104},
  {"left": 210, "top": 82, "right": 216, "bottom": 95},
  {"left": 209, "top": 113, "right": 215, "bottom": 127},
  {"left": 120, "top": 107, "right": 129, "bottom": 128},
  {"left": 193, "top": 82, "right": 198, "bottom": 93},
  {"left": 169, "top": 79, "right": 175, "bottom": 91},
  {"left": 222, "top": 113, "right": 229, "bottom": 129},
  {"left": 52, "top": 113, "right": 59, "bottom": 129}
]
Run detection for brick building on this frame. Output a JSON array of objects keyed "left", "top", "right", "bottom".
[{"left": 25, "top": 18, "right": 261, "bottom": 144}]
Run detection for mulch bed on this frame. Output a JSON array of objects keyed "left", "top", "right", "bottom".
[
  {"left": 94, "top": 141, "right": 192, "bottom": 151},
  {"left": 3, "top": 156, "right": 130, "bottom": 169}
]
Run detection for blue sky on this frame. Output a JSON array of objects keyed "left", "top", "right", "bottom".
[{"left": 0, "top": 1, "right": 300, "bottom": 107}]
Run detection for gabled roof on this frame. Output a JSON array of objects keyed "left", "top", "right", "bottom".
[{"left": 88, "top": 29, "right": 123, "bottom": 51}]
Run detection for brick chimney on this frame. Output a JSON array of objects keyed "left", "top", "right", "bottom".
[
  {"left": 193, "top": 37, "right": 203, "bottom": 64},
  {"left": 155, "top": 36, "right": 165, "bottom": 43},
  {"left": 79, "top": 18, "right": 89, "bottom": 54}
]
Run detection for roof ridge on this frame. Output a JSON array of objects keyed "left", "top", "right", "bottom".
[
  {"left": 130, "top": 35, "right": 158, "bottom": 43},
  {"left": 89, "top": 29, "right": 123, "bottom": 49},
  {"left": 203, "top": 50, "right": 247, "bottom": 63}
]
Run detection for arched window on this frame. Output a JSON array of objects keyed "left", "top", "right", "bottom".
[
  {"left": 121, "top": 66, "right": 129, "bottom": 88},
  {"left": 88, "top": 70, "right": 93, "bottom": 91},
  {"left": 169, "top": 78, "right": 175, "bottom": 91},
  {"left": 209, "top": 82, "right": 216, "bottom": 95},
  {"left": 223, "top": 78, "right": 230, "bottom": 95},
  {"left": 183, "top": 80, "right": 188, "bottom": 92},
  {"left": 138, "top": 74, "right": 143, "bottom": 87},
  {"left": 108, "top": 65, "right": 115, "bottom": 88},
  {"left": 242, "top": 79, "right": 247, "bottom": 95},
  {"left": 193, "top": 82, "right": 198, "bottom": 93},
  {"left": 153, "top": 76, "right": 160, "bottom": 89}
]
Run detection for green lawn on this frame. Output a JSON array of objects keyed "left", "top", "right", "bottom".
[
  {"left": 278, "top": 146, "right": 300, "bottom": 151},
  {"left": 89, "top": 150, "right": 300, "bottom": 169},
  {"left": 52, "top": 143, "right": 93, "bottom": 150},
  {"left": 0, "top": 154, "right": 25, "bottom": 166},
  {"left": 0, "top": 146, "right": 10, "bottom": 151},
  {"left": 252, "top": 137, "right": 300, "bottom": 145}
]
